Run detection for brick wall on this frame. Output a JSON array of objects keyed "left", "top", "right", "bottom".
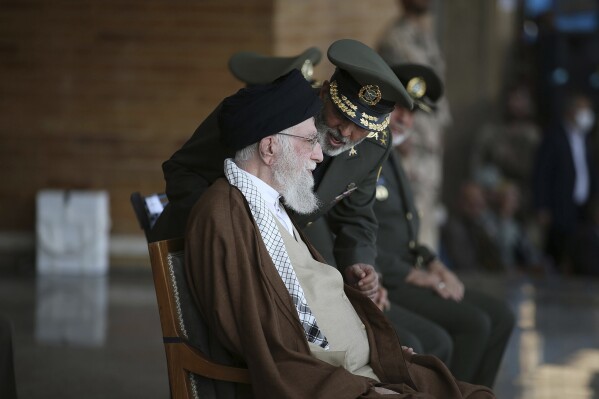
[
  {"left": 1, "top": 0, "right": 274, "bottom": 234},
  {"left": 0, "top": 0, "right": 399, "bottom": 237}
]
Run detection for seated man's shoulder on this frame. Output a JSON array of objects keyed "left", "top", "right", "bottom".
[{"left": 189, "top": 179, "right": 240, "bottom": 221}]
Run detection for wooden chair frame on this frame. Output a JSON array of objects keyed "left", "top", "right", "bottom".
[{"left": 148, "top": 238, "right": 250, "bottom": 399}]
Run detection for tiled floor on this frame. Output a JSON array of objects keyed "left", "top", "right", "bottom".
[{"left": 2, "top": 262, "right": 599, "bottom": 398}]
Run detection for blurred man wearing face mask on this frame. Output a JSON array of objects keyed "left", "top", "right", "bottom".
[
  {"left": 373, "top": 64, "right": 514, "bottom": 388},
  {"left": 533, "top": 91, "right": 599, "bottom": 273}
]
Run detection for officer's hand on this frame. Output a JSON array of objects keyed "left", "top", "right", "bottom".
[
  {"left": 428, "top": 260, "right": 464, "bottom": 302},
  {"left": 439, "top": 270, "right": 464, "bottom": 301},
  {"left": 344, "top": 263, "right": 379, "bottom": 300},
  {"left": 405, "top": 269, "right": 452, "bottom": 300}
]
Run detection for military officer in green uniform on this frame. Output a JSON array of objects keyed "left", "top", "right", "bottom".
[
  {"left": 150, "top": 39, "right": 413, "bottom": 298},
  {"left": 374, "top": 63, "right": 514, "bottom": 388}
]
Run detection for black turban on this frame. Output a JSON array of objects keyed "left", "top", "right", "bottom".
[{"left": 219, "top": 69, "right": 322, "bottom": 151}]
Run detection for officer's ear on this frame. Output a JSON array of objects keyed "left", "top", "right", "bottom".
[{"left": 258, "top": 135, "right": 277, "bottom": 166}]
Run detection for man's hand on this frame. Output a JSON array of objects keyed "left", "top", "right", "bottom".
[
  {"left": 405, "top": 264, "right": 463, "bottom": 302},
  {"left": 428, "top": 260, "right": 464, "bottom": 301},
  {"left": 343, "top": 263, "right": 379, "bottom": 300},
  {"left": 374, "top": 286, "right": 391, "bottom": 311}
]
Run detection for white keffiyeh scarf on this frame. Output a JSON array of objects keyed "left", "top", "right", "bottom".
[{"left": 224, "top": 158, "right": 329, "bottom": 349}]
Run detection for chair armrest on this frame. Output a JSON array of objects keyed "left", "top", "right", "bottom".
[{"left": 171, "top": 341, "right": 251, "bottom": 384}]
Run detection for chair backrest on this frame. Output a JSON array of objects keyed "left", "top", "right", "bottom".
[
  {"left": 148, "top": 238, "right": 250, "bottom": 399},
  {"left": 130, "top": 192, "right": 169, "bottom": 240}
]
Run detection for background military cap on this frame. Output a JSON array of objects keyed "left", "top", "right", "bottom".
[
  {"left": 327, "top": 39, "right": 413, "bottom": 134},
  {"left": 228, "top": 47, "right": 321, "bottom": 86},
  {"left": 391, "top": 63, "right": 444, "bottom": 113}
]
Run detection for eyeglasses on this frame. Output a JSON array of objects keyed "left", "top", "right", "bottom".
[{"left": 277, "top": 132, "right": 320, "bottom": 148}]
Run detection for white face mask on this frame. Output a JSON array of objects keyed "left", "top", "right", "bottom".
[
  {"left": 391, "top": 129, "right": 413, "bottom": 147},
  {"left": 575, "top": 108, "right": 595, "bottom": 133}
]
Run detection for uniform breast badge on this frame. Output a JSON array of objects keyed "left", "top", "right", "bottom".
[{"left": 376, "top": 177, "right": 389, "bottom": 201}]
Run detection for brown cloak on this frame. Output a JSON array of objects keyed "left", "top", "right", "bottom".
[{"left": 185, "top": 178, "right": 495, "bottom": 399}]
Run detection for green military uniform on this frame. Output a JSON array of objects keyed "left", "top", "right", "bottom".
[
  {"left": 375, "top": 149, "right": 514, "bottom": 388},
  {"left": 305, "top": 147, "right": 453, "bottom": 364},
  {"left": 373, "top": 64, "right": 514, "bottom": 388},
  {"left": 150, "top": 39, "right": 412, "bottom": 271}
]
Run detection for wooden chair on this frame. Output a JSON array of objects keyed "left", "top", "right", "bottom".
[{"left": 148, "top": 238, "right": 251, "bottom": 399}]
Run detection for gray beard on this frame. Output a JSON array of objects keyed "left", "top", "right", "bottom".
[
  {"left": 315, "top": 111, "right": 365, "bottom": 156},
  {"left": 273, "top": 145, "right": 320, "bottom": 215}
]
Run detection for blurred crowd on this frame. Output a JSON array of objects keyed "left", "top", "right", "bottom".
[{"left": 378, "top": 0, "right": 599, "bottom": 277}]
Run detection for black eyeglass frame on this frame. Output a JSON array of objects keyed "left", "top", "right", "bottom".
[{"left": 277, "top": 132, "right": 320, "bottom": 148}]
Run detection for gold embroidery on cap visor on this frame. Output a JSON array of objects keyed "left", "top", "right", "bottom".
[
  {"left": 360, "top": 114, "right": 390, "bottom": 133},
  {"left": 329, "top": 81, "right": 390, "bottom": 132},
  {"left": 358, "top": 84, "right": 382, "bottom": 105},
  {"left": 329, "top": 81, "right": 357, "bottom": 117}
]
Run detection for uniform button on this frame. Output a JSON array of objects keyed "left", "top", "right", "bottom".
[
  {"left": 406, "top": 212, "right": 413, "bottom": 220},
  {"left": 409, "top": 240, "right": 416, "bottom": 249},
  {"left": 306, "top": 221, "right": 313, "bottom": 227}
]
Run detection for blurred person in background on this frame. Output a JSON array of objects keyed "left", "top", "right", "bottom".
[
  {"left": 377, "top": 0, "right": 452, "bottom": 251},
  {"left": 485, "top": 181, "right": 543, "bottom": 273},
  {"left": 470, "top": 83, "right": 541, "bottom": 218},
  {"left": 533, "top": 91, "right": 598, "bottom": 274},
  {"left": 571, "top": 199, "right": 599, "bottom": 276},
  {"left": 375, "top": 64, "right": 514, "bottom": 388},
  {"left": 441, "top": 181, "right": 504, "bottom": 273}
]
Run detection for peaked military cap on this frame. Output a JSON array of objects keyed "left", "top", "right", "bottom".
[
  {"left": 219, "top": 69, "right": 322, "bottom": 151},
  {"left": 391, "top": 63, "right": 444, "bottom": 113},
  {"left": 327, "top": 39, "right": 413, "bottom": 134},
  {"left": 228, "top": 47, "right": 322, "bottom": 86}
]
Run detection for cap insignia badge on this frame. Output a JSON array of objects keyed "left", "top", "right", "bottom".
[
  {"left": 301, "top": 59, "right": 314, "bottom": 80},
  {"left": 406, "top": 77, "right": 426, "bottom": 99},
  {"left": 358, "top": 84, "right": 382, "bottom": 106}
]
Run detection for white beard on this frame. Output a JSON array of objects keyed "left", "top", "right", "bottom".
[{"left": 273, "top": 145, "right": 320, "bottom": 214}]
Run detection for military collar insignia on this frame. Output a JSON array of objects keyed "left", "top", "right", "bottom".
[
  {"left": 367, "top": 132, "right": 379, "bottom": 140},
  {"left": 358, "top": 84, "right": 382, "bottom": 106},
  {"left": 366, "top": 129, "right": 389, "bottom": 147},
  {"left": 349, "top": 147, "right": 358, "bottom": 156}
]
